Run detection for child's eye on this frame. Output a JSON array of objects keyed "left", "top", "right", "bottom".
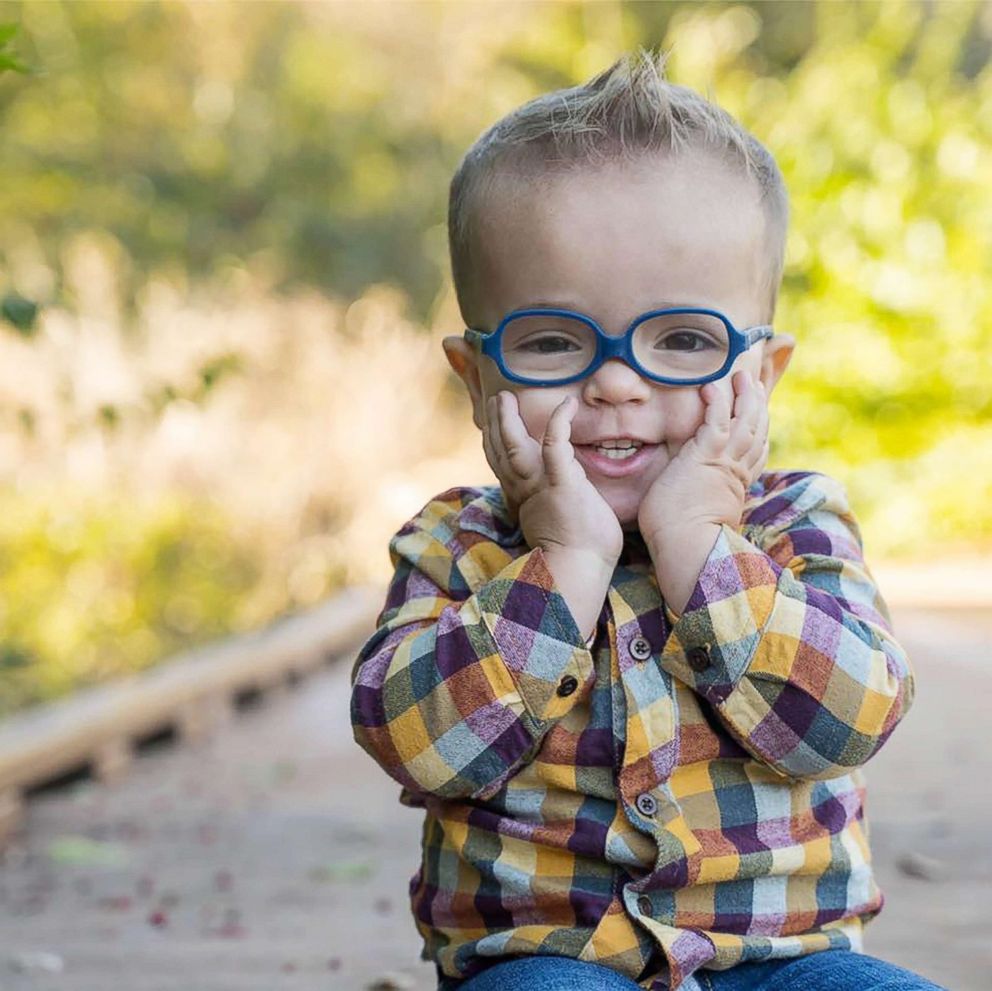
[
  {"left": 515, "top": 333, "right": 583, "bottom": 354},
  {"left": 654, "top": 330, "right": 717, "bottom": 352}
]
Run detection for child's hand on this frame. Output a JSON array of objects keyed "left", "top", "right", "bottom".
[
  {"left": 637, "top": 371, "right": 769, "bottom": 544},
  {"left": 483, "top": 391, "right": 623, "bottom": 569}
]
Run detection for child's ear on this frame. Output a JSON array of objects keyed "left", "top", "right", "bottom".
[
  {"left": 442, "top": 336, "right": 486, "bottom": 430},
  {"left": 759, "top": 332, "right": 796, "bottom": 395}
]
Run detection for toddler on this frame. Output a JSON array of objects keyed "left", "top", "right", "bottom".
[{"left": 351, "top": 49, "right": 943, "bottom": 991}]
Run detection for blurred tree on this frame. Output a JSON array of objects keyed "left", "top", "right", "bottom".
[
  {"left": 0, "top": 0, "right": 989, "bottom": 711},
  {"left": 0, "top": 489, "right": 262, "bottom": 716},
  {"left": 0, "top": 21, "right": 27, "bottom": 74},
  {"left": 0, "top": 2, "right": 987, "bottom": 344}
]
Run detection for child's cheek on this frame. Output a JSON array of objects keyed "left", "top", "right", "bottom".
[{"left": 516, "top": 392, "right": 560, "bottom": 443}]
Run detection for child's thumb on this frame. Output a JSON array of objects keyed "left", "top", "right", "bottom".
[{"left": 541, "top": 397, "right": 575, "bottom": 482}]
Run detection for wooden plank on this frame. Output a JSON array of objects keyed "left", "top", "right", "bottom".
[
  {"left": 93, "top": 737, "right": 131, "bottom": 785},
  {"left": 874, "top": 557, "right": 992, "bottom": 609},
  {"left": 0, "top": 788, "right": 22, "bottom": 846},
  {"left": 0, "top": 584, "right": 383, "bottom": 803}
]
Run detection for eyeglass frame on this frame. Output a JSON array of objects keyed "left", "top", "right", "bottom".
[{"left": 463, "top": 306, "right": 775, "bottom": 387}]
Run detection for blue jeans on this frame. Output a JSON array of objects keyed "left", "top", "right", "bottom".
[{"left": 436, "top": 950, "right": 948, "bottom": 991}]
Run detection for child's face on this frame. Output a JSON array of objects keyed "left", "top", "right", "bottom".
[{"left": 444, "top": 151, "right": 795, "bottom": 528}]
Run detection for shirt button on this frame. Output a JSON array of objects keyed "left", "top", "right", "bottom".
[
  {"left": 629, "top": 636, "right": 652, "bottom": 662},
  {"left": 637, "top": 895, "right": 652, "bottom": 916},
  {"left": 635, "top": 792, "right": 658, "bottom": 817},
  {"left": 687, "top": 644, "right": 712, "bottom": 672},
  {"left": 556, "top": 675, "right": 579, "bottom": 697}
]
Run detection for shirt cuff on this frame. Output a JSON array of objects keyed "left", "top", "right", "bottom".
[
  {"left": 474, "top": 546, "right": 596, "bottom": 723},
  {"left": 660, "top": 523, "right": 782, "bottom": 703}
]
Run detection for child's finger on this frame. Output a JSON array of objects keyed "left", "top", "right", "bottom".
[
  {"left": 484, "top": 395, "right": 506, "bottom": 470},
  {"left": 732, "top": 371, "right": 761, "bottom": 426},
  {"left": 747, "top": 428, "right": 771, "bottom": 487},
  {"left": 497, "top": 392, "right": 543, "bottom": 482},
  {"left": 728, "top": 373, "right": 764, "bottom": 458},
  {"left": 541, "top": 396, "right": 577, "bottom": 485},
  {"left": 484, "top": 397, "right": 518, "bottom": 492},
  {"left": 739, "top": 377, "right": 770, "bottom": 469},
  {"left": 695, "top": 380, "right": 732, "bottom": 455},
  {"left": 481, "top": 402, "right": 499, "bottom": 471},
  {"left": 744, "top": 404, "right": 770, "bottom": 471}
]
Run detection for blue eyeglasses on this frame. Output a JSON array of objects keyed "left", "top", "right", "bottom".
[{"left": 463, "top": 306, "right": 774, "bottom": 387}]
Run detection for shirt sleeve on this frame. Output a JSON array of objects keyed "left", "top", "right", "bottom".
[
  {"left": 659, "top": 472, "right": 915, "bottom": 782},
  {"left": 350, "top": 496, "right": 595, "bottom": 802}
]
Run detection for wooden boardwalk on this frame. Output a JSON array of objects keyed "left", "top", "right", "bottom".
[{"left": 1, "top": 605, "right": 989, "bottom": 990}]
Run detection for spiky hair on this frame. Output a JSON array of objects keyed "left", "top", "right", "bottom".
[{"left": 448, "top": 48, "right": 789, "bottom": 324}]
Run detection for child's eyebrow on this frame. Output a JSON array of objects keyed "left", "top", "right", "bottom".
[
  {"left": 526, "top": 299, "right": 683, "bottom": 310},
  {"left": 525, "top": 299, "right": 583, "bottom": 309}
]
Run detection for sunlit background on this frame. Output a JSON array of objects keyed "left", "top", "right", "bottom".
[{"left": 1, "top": 0, "right": 990, "bottom": 714}]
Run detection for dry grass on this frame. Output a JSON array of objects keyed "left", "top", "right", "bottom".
[{"left": 0, "top": 232, "right": 492, "bottom": 614}]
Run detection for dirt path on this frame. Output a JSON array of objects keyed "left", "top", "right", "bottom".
[{"left": 1, "top": 607, "right": 989, "bottom": 991}]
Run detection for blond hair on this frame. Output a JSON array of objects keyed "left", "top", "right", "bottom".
[{"left": 448, "top": 48, "right": 789, "bottom": 324}]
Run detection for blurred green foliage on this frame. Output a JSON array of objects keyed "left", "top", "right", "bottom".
[
  {"left": 0, "top": 488, "right": 261, "bottom": 716},
  {"left": 0, "top": 22, "right": 28, "bottom": 74},
  {"left": 0, "top": 1, "right": 989, "bottom": 712}
]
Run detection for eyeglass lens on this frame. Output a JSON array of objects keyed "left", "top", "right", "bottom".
[{"left": 499, "top": 313, "right": 731, "bottom": 382}]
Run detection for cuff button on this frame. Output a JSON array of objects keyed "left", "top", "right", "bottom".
[
  {"left": 687, "top": 645, "right": 712, "bottom": 672},
  {"left": 556, "top": 675, "right": 579, "bottom": 697}
]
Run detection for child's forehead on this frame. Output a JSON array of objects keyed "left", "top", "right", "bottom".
[
  {"left": 473, "top": 154, "right": 768, "bottom": 321},
  {"left": 479, "top": 155, "right": 763, "bottom": 261}
]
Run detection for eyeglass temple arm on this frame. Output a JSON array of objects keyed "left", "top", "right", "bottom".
[{"left": 745, "top": 325, "right": 775, "bottom": 347}]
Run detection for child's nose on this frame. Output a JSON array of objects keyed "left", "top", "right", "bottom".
[{"left": 580, "top": 357, "right": 653, "bottom": 405}]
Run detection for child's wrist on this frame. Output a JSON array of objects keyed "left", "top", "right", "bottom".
[
  {"left": 641, "top": 515, "right": 722, "bottom": 550},
  {"left": 540, "top": 543, "right": 617, "bottom": 578},
  {"left": 644, "top": 521, "right": 722, "bottom": 617}
]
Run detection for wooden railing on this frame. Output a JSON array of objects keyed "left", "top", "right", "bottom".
[{"left": 0, "top": 584, "right": 383, "bottom": 846}]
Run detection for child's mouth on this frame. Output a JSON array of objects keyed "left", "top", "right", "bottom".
[{"left": 574, "top": 443, "right": 658, "bottom": 478}]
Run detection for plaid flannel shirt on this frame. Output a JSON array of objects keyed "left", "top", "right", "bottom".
[{"left": 350, "top": 470, "right": 915, "bottom": 990}]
